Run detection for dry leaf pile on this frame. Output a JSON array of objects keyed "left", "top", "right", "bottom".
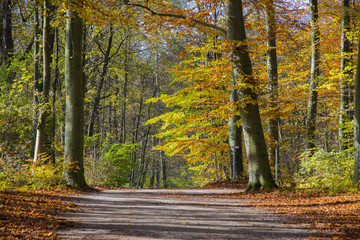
[{"left": 0, "top": 190, "right": 75, "bottom": 239}]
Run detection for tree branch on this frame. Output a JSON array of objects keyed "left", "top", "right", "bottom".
[{"left": 126, "top": 2, "right": 226, "bottom": 35}]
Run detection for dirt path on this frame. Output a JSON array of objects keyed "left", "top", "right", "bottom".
[{"left": 57, "top": 189, "right": 325, "bottom": 239}]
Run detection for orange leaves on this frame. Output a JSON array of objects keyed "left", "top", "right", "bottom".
[
  {"left": 236, "top": 190, "right": 360, "bottom": 239},
  {"left": 0, "top": 190, "right": 75, "bottom": 239}
]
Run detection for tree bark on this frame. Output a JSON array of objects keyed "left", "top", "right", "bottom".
[
  {"left": 339, "top": 0, "right": 353, "bottom": 149},
  {"left": 265, "top": 0, "right": 279, "bottom": 168},
  {"left": 2, "top": 0, "right": 13, "bottom": 62},
  {"left": 306, "top": 0, "right": 320, "bottom": 156},
  {"left": 120, "top": 32, "right": 130, "bottom": 143},
  {"left": 354, "top": 34, "right": 360, "bottom": 187},
  {"left": 64, "top": 5, "right": 87, "bottom": 188},
  {"left": 31, "top": 5, "right": 40, "bottom": 159},
  {"left": 228, "top": 74, "right": 243, "bottom": 178},
  {"left": 226, "top": 0, "right": 276, "bottom": 191},
  {"left": 3, "top": 0, "right": 14, "bottom": 83},
  {"left": 34, "top": 0, "right": 55, "bottom": 164}
]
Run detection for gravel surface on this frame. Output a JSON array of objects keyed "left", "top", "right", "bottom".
[{"left": 57, "top": 189, "right": 321, "bottom": 239}]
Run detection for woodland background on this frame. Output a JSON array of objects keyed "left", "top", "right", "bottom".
[{"left": 0, "top": 0, "right": 359, "bottom": 192}]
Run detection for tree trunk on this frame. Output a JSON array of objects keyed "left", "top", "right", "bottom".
[
  {"left": 34, "top": 0, "right": 55, "bottom": 164},
  {"left": 354, "top": 34, "right": 360, "bottom": 187},
  {"left": 228, "top": 74, "right": 243, "bottom": 178},
  {"left": 226, "top": 0, "right": 276, "bottom": 191},
  {"left": 265, "top": 0, "right": 279, "bottom": 168},
  {"left": 306, "top": 0, "right": 320, "bottom": 156},
  {"left": 51, "top": 27, "right": 59, "bottom": 164},
  {"left": 339, "top": 0, "right": 353, "bottom": 149},
  {"left": 0, "top": 1, "right": 4, "bottom": 63},
  {"left": 31, "top": 5, "right": 40, "bottom": 159},
  {"left": 64, "top": 5, "right": 87, "bottom": 188},
  {"left": 87, "top": 26, "right": 114, "bottom": 137},
  {"left": 3, "top": 0, "right": 14, "bottom": 83},
  {"left": 120, "top": 32, "right": 130, "bottom": 143}
]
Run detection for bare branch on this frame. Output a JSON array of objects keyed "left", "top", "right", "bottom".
[{"left": 125, "top": 2, "right": 226, "bottom": 35}]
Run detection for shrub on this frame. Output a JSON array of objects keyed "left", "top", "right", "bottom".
[
  {"left": 101, "top": 143, "right": 138, "bottom": 187},
  {"left": 296, "top": 149, "right": 354, "bottom": 192},
  {"left": 0, "top": 156, "right": 65, "bottom": 191}
]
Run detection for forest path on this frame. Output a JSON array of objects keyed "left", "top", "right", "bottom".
[{"left": 57, "top": 188, "right": 319, "bottom": 240}]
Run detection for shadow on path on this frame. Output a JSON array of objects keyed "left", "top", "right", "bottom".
[{"left": 57, "top": 189, "right": 332, "bottom": 239}]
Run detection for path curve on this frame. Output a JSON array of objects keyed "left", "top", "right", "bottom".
[{"left": 58, "top": 189, "right": 317, "bottom": 239}]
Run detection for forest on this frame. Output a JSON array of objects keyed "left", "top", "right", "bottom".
[
  {"left": 2, "top": 0, "right": 360, "bottom": 239},
  {"left": 0, "top": 0, "right": 360, "bottom": 192}
]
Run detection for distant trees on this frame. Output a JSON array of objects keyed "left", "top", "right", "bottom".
[{"left": 2, "top": 0, "right": 360, "bottom": 191}]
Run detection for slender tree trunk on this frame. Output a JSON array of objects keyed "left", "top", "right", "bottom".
[
  {"left": 353, "top": 34, "right": 360, "bottom": 187},
  {"left": 339, "top": 0, "right": 353, "bottom": 149},
  {"left": 64, "top": 5, "right": 86, "bottom": 188},
  {"left": 0, "top": 1, "right": 4, "bottom": 63},
  {"left": 306, "top": 0, "right": 320, "bottom": 156},
  {"left": 226, "top": 0, "right": 275, "bottom": 191},
  {"left": 228, "top": 74, "right": 243, "bottom": 178},
  {"left": 34, "top": 0, "right": 54, "bottom": 164},
  {"left": 31, "top": 5, "right": 40, "bottom": 159},
  {"left": 120, "top": 32, "right": 130, "bottom": 143},
  {"left": 3, "top": 0, "right": 14, "bottom": 83},
  {"left": 265, "top": 0, "right": 279, "bottom": 168},
  {"left": 51, "top": 27, "right": 59, "bottom": 164},
  {"left": 87, "top": 26, "right": 114, "bottom": 137}
]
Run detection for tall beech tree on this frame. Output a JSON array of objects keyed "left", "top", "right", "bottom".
[
  {"left": 339, "top": 0, "right": 353, "bottom": 149},
  {"left": 353, "top": 0, "right": 360, "bottom": 190},
  {"left": 129, "top": 0, "right": 276, "bottom": 189},
  {"left": 265, "top": 0, "right": 279, "bottom": 166},
  {"left": 64, "top": 4, "right": 87, "bottom": 188},
  {"left": 228, "top": 74, "right": 243, "bottom": 178},
  {"left": 226, "top": 0, "right": 275, "bottom": 191},
  {"left": 306, "top": 0, "right": 320, "bottom": 156},
  {"left": 34, "top": 0, "right": 55, "bottom": 164}
]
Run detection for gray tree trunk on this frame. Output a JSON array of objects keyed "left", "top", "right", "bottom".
[
  {"left": 64, "top": 6, "right": 87, "bottom": 188},
  {"left": 353, "top": 34, "right": 360, "bottom": 187},
  {"left": 228, "top": 74, "right": 243, "bottom": 178},
  {"left": 226, "top": 0, "right": 275, "bottom": 191},
  {"left": 339, "top": 0, "right": 353, "bottom": 149},
  {"left": 34, "top": 0, "right": 54, "bottom": 164},
  {"left": 306, "top": 0, "right": 320, "bottom": 156},
  {"left": 265, "top": 0, "right": 279, "bottom": 167},
  {"left": 31, "top": 5, "right": 40, "bottom": 159}
]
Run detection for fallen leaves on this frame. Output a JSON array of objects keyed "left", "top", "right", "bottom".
[
  {"left": 204, "top": 179, "right": 360, "bottom": 239},
  {"left": 238, "top": 190, "right": 360, "bottom": 239},
  {"left": 0, "top": 189, "right": 76, "bottom": 239}
]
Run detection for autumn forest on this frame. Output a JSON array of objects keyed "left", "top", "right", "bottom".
[
  {"left": 3, "top": 0, "right": 360, "bottom": 239},
  {"left": 1, "top": 0, "right": 360, "bottom": 192}
]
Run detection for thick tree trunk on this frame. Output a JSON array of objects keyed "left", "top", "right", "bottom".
[
  {"left": 306, "top": 0, "right": 320, "bottom": 156},
  {"left": 227, "top": 0, "right": 275, "bottom": 191},
  {"left": 64, "top": 6, "right": 87, "bottom": 188},
  {"left": 34, "top": 0, "right": 55, "bottom": 164},
  {"left": 354, "top": 35, "right": 360, "bottom": 187},
  {"left": 265, "top": 0, "right": 279, "bottom": 168},
  {"left": 339, "top": 0, "right": 353, "bottom": 149}
]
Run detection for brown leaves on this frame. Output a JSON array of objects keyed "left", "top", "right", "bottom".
[
  {"left": 239, "top": 190, "right": 360, "bottom": 239},
  {"left": 0, "top": 189, "right": 75, "bottom": 239}
]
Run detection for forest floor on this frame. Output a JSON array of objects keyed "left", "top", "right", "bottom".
[{"left": 0, "top": 181, "right": 359, "bottom": 239}]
